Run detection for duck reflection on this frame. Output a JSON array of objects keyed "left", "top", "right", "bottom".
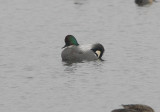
[
  {"left": 74, "top": 0, "right": 87, "bottom": 5},
  {"left": 135, "top": 0, "right": 155, "bottom": 6}
]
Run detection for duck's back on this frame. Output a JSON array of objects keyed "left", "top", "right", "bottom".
[
  {"left": 122, "top": 104, "right": 154, "bottom": 112},
  {"left": 61, "top": 45, "right": 98, "bottom": 62},
  {"left": 112, "top": 109, "right": 137, "bottom": 112}
]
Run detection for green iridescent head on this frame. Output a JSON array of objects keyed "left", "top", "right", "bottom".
[{"left": 62, "top": 35, "right": 79, "bottom": 48}]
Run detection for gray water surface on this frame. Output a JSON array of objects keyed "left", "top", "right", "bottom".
[{"left": 0, "top": 0, "right": 160, "bottom": 112}]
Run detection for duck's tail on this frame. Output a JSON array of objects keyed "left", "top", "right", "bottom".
[{"left": 91, "top": 43, "right": 105, "bottom": 59}]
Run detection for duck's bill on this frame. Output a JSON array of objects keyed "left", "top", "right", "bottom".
[{"left": 62, "top": 45, "right": 67, "bottom": 49}]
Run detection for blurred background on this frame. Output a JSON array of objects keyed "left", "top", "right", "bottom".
[{"left": 0, "top": 0, "right": 160, "bottom": 112}]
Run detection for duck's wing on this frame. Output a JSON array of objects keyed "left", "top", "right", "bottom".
[{"left": 122, "top": 104, "right": 154, "bottom": 112}]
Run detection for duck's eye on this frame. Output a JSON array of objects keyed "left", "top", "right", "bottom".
[{"left": 95, "top": 50, "right": 101, "bottom": 58}]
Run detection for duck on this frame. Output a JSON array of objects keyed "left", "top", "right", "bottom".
[
  {"left": 112, "top": 104, "right": 154, "bottom": 112},
  {"left": 135, "top": 0, "right": 155, "bottom": 6},
  {"left": 61, "top": 35, "right": 105, "bottom": 62}
]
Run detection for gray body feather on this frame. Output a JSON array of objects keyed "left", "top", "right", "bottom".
[
  {"left": 61, "top": 45, "right": 98, "bottom": 62},
  {"left": 111, "top": 104, "right": 154, "bottom": 112}
]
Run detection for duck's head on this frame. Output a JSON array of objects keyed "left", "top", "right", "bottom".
[
  {"left": 91, "top": 43, "right": 105, "bottom": 60},
  {"left": 62, "top": 35, "right": 79, "bottom": 48}
]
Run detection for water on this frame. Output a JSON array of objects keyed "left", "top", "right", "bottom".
[{"left": 0, "top": 0, "right": 160, "bottom": 112}]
